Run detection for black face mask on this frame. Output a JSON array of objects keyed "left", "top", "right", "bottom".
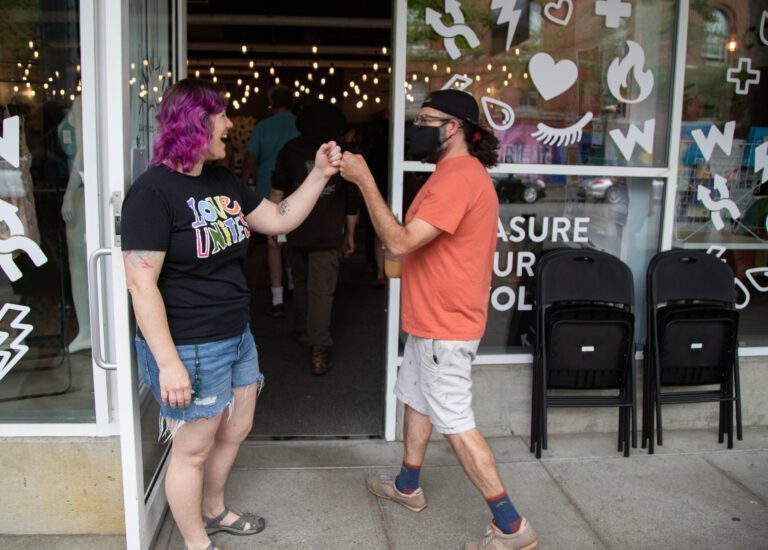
[{"left": 406, "top": 122, "right": 448, "bottom": 162}]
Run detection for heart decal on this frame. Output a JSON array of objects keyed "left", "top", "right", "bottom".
[
  {"left": 528, "top": 53, "right": 578, "bottom": 100},
  {"left": 543, "top": 0, "right": 573, "bottom": 26}
]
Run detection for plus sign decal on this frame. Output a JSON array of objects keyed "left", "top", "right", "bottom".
[
  {"left": 726, "top": 58, "right": 761, "bottom": 95},
  {"left": 595, "top": 0, "right": 632, "bottom": 28}
]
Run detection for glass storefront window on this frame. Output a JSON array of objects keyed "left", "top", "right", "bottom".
[
  {"left": 397, "top": 173, "right": 663, "bottom": 355},
  {"left": 0, "top": 2, "right": 95, "bottom": 421},
  {"left": 672, "top": 1, "right": 768, "bottom": 346},
  {"left": 405, "top": 0, "right": 677, "bottom": 167}
]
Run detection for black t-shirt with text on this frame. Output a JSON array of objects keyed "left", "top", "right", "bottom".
[
  {"left": 272, "top": 135, "right": 361, "bottom": 248},
  {"left": 121, "top": 164, "right": 263, "bottom": 344}
]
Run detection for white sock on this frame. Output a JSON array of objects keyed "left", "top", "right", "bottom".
[{"left": 271, "top": 287, "right": 283, "bottom": 306}]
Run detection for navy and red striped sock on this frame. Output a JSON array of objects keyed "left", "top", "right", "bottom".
[
  {"left": 394, "top": 462, "right": 421, "bottom": 494},
  {"left": 486, "top": 491, "right": 522, "bottom": 534}
]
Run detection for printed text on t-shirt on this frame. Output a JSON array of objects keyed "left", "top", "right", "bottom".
[{"left": 186, "top": 195, "right": 251, "bottom": 258}]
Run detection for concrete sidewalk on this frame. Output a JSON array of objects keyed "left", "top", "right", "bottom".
[{"left": 4, "top": 428, "right": 768, "bottom": 549}]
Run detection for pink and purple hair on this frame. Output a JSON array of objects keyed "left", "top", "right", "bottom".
[{"left": 150, "top": 78, "right": 227, "bottom": 173}]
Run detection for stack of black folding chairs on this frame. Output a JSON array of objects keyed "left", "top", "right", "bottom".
[
  {"left": 642, "top": 250, "right": 742, "bottom": 453},
  {"left": 530, "top": 248, "right": 636, "bottom": 458}
]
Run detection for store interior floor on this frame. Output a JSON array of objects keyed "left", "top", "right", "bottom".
[{"left": 243, "top": 234, "right": 387, "bottom": 439}]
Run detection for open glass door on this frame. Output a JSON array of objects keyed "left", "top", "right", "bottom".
[{"left": 82, "top": 1, "right": 180, "bottom": 548}]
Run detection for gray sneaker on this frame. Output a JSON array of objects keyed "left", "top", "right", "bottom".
[
  {"left": 464, "top": 519, "right": 539, "bottom": 550},
  {"left": 366, "top": 474, "right": 427, "bottom": 512}
]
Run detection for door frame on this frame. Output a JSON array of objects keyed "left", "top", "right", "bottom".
[{"left": 82, "top": 0, "right": 184, "bottom": 547}]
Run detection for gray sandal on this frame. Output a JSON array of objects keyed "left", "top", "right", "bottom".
[{"left": 203, "top": 507, "right": 265, "bottom": 536}]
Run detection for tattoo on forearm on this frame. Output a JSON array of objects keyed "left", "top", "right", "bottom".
[
  {"left": 278, "top": 200, "right": 290, "bottom": 216},
  {"left": 124, "top": 250, "right": 156, "bottom": 269}
]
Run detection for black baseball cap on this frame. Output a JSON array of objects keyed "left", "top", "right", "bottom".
[{"left": 422, "top": 89, "right": 480, "bottom": 126}]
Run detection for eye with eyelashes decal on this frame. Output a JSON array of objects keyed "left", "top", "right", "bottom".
[{"left": 531, "top": 112, "right": 593, "bottom": 147}]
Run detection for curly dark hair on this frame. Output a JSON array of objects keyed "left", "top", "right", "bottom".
[{"left": 461, "top": 123, "right": 500, "bottom": 168}]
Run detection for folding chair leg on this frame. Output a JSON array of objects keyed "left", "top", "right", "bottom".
[
  {"left": 734, "top": 356, "right": 743, "bottom": 441},
  {"left": 624, "top": 406, "right": 631, "bottom": 457},
  {"left": 727, "top": 399, "right": 734, "bottom": 449},
  {"left": 655, "top": 391, "right": 663, "bottom": 446},
  {"left": 618, "top": 407, "right": 624, "bottom": 453},
  {"left": 718, "top": 399, "right": 725, "bottom": 444}
]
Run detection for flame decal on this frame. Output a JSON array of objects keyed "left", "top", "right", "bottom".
[{"left": 607, "top": 41, "right": 654, "bottom": 104}]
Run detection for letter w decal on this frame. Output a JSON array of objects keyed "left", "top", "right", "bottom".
[
  {"left": 691, "top": 121, "right": 735, "bottom": 162},
  {"left": 609, "top": 118, "right": 655, "bottom": 161}
]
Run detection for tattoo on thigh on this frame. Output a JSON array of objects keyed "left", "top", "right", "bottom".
[
  {"left": 278, "top": 199, "right": 290, "bottom": 216},
  {"left": 124, "top": 250, "right": 156, "bottom": 269}
]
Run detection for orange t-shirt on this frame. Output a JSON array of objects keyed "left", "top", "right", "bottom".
[{"left": 401, "top": 155, "right": 499, "bottom": 340}]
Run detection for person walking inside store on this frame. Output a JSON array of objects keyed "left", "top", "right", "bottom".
[
  {"left": 339, "top": 89, "right": 538, "bottom": 550},
  {"left": 120, "top": 78, "right": 342, "bottom": 550},
  {"left": 271, "top": 100, "right": 361, "bottom": 375},
  {"left": 240, "top": 85, "right": 299, "bottom": 317}
]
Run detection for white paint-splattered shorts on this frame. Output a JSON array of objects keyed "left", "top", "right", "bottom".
[
  {"left": 395, "top": 334, "right": 480, "bottom": 435},
  {"left": 135, "top": 325, "right": 264, "bottom": 425}
]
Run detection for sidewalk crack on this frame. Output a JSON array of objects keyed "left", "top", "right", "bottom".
[
  {"left": 539, "top": 461, "right": 612, "bottom": 550},
  {"left": 702, "top": 455, "right": 768, "bottom": 509}
]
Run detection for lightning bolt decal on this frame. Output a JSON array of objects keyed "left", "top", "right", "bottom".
[
  {"left": 492, "top": 0, "right": 522, "bottom": 51},
  {"left": 0, "top": 303, "right": 33, "bottom": 382}
]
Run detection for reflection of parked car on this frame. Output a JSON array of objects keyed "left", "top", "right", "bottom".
[
  {"left": 493, "top": 175, "right": 546, "bottom": 204},
  {"left": 578, "top": 178, "right": 622, "bottom": 203}
]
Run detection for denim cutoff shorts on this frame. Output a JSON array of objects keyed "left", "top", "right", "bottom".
[{"left": 135, "top": 325, "right": 264, "bottom": 424}]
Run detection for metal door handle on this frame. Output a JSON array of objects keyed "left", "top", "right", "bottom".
[{"left": 88, "top": 248, "right": 117, "bottom": 370}]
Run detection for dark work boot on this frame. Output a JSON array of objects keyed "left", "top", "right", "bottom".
[{"left": 310, "top": 346, "right": 332, "bottom": 376}]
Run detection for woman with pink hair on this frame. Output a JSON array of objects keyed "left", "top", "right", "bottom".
[{"left": 120, "top": 78, "right": 341, "bottom": 550}]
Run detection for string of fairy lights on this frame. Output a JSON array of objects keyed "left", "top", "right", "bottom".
[
  {"left": 404, "top": 47, "right": 529, "bottom": 103},
  {"left": 9, "top": 40, "right": 83, "bottom": 102},
  {"left": 9, "top": 38, "right": 530, "bottom": 112},
  {"left": 187, "top": 44, "right": 392, "bottom": 111}
]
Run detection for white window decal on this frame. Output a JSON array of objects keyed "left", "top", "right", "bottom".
[
  {"left": 691, "top": 121, "right": 736, "bottom": 162},
  {"left": 543, "top": 0, "right": 573, "bottom": 26},
  {"left": 0, "top": 199, "right": 48, "bottom": 281},
  {"left": 726, "top": 58, "right": 761, "bottom": 95},
  {"left": 425, "top": 0, "right": 480, "bottom": 60},
  {"left": 441, "top": 74, "right": 474, "bottom": 91},
  {"left": 696, "top": 174, "right": 741, "bottom": 231},
  {"left": 690, "top": 343, "right": 703, "bottom": 350},
  {"left": 754, "top": 142, "right": 768, "bottom": 184},
  {"left": 581, "top": 345, "right": 595, "bottom": 352},
  {"left": 607, "top": 41, "right": 654, "bottom": 105},
  {"left": 0, "top": 304, "right": 32, "bottom": 382},
  {"left": 609, "top": 118, "right": 655, "bottom": 161},
  {"left": 528, "top": 52, "right": 578, "bottom": 100},
  {"left": 759, "top": 11, "right": 768, "bottom": 46},
  {"left": 595, "top": 0, "right": 632, "bottom": 28},
  {"left": 481, "top": 97, "right": 515, "bottom": 131},
  {"left": 0, "top": 116, "right": 20, "bottom": 168},
  {"left": 491, "top": 0, "right": 523, "bottom": 51},
  {"left": 532, "top": 112, "right": 593, "bottom": 147},
  {"left": 745, "top": 268, "right": 768, "bottom": 293}
]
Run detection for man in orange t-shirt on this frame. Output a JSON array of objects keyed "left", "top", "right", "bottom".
[{"left": 340, "top": 90, "right": 538, "bottom": 550}]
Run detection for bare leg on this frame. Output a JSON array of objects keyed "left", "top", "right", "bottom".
[
  {"left": 445, "top": 428, "right": 505, "bottom": 499},
  {"left": 165, "top": 414, "right": 223, "bottom": 550},
  {"left": 402, "top": 405, "right": 433, "bottom": 467},
  {"left": 202, "top": 382, "right": 259, "bottom": 528}
]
